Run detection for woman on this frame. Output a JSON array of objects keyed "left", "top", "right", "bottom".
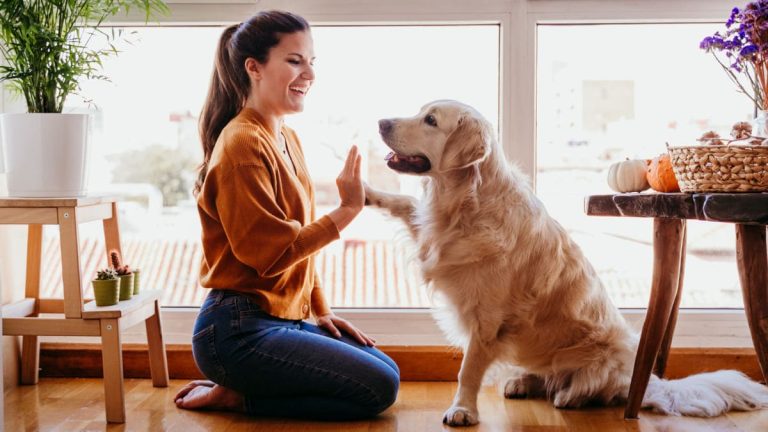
[{"left": 173, "top": 10, "right": 400, "bottom": 419}]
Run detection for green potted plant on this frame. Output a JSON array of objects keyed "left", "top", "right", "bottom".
[
  {"left": 110, "top": 250, "right": 133, "bottom": 301},
  {"left": 92, "top": 267, "right": 119, "bottom": 306},
  {"left": 0, "top": 0, "right": 168, "bottom": 197},
  {"left": 132, "top": 267, "right": 141, "bottom": 295}
]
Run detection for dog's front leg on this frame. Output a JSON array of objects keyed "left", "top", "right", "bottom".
[
  {"left": 364, "top": 184, "right": 420, "bottom": 239},
  {"left": 443, "top": 335, "right": 495, "bottom": 426}
]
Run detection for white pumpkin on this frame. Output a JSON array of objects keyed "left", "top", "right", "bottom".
[{"left": 607, "top": 159, "right": 650, "bottom": 193}]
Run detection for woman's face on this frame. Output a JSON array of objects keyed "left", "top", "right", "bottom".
[{"left": 252, "top": 30, "right": 315, "bottom": 117}]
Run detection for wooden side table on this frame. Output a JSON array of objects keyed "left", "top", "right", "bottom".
[
  {"left": 585, "top": 192, "right": 768, "bottom": 419},
  {"left": 0, "top": 197, "right": 168, "bottom": 423}
]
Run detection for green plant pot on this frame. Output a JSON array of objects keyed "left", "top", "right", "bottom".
[
  {"left": 132, "top": 269, "right": 141, "bottom": 295},
  {"left": 118, "top": 274, "right": 134, "bottom": 301},
  {"left": 92, "top": 279, "right": 119, "bottom": 306}
]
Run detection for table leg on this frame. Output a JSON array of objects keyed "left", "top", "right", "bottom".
[
  {"left": 145, "top": 300, "right": 169, "bottom": 387},
  {"left": 21, "top": 224, "right": 43, "bottom": 385},
  {"left": 625, "top": 218, "right": 686, "bottom": 419},
  {"left": 735, "top": 224, "right": 768, "bottom": 384},
  {"left": 654, "top": 221, "right": 687, "bottom": 378},
  {"left": 100, "top": 318, "right": 125, "bottom": 423},
  {"left": 58, "top": 208, "right": 84, "bottom": 319}
]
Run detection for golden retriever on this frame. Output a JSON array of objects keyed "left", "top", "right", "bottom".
[{"left": 364, "top": 100, "right": 768, "bottom": 426}]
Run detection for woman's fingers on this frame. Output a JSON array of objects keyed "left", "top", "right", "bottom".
[
  {"left": 335, "top": 318, "right": 374, "bottom": 346},
  {"left": 323, "top": 320, "right": 342, "bottom": 338},
  {"left": 354, "top": 153, "right": 362, "bottom": 179},
  {"left": 343, "top": 145, "right": 358, "bottom": 176}
]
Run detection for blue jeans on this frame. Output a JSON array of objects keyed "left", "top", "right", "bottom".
[{"left": 191, "top": 290, "right": 400, "bottom": 420}]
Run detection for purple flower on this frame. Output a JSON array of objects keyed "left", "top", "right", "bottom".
[
  {"left": 727, "top": 7, "right": 740, "bottom": 27},
  {"left": 704, "top": 2, "right": 768, "bottom": 110},
  {"left": 741, "top": 44, "right": 759, "bottom": 56}
]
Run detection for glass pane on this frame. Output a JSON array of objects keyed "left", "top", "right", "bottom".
[
  {"left": 43, "top": 25, "right": 499, "bottom": 308},
  {"left": 536, "top": 24, "right": 749, "bottom": 308}
]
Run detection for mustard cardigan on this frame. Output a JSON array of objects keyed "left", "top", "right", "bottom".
[{"left": 196, "top": 108, "right": 339, "bottom": 320}]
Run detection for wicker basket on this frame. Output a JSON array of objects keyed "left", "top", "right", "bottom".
[{"left": 667, "top": 145, "right": 768, "bottom": 192}]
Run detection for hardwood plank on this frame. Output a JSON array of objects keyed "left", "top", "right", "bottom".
[
  {"left": 699, "top": 193, "right": 768, "bottom": 224},
  {"left": 585, "top": 193, "right": 697, "bottom": 218},
  {"left": 5, "top": 378, "right": 768, "bottom": 431},
  {"left": 74, "top": 203, "right": 113, "bottom": 224},
  {"left": 82, "top": 290, "right": 162, "bottom": 319},
  {"left": 586, "top": 192, "right": 768, "bottom": 224},
  {"left": 0, "top": 208, "right": 58, "bottom": 224},
  {"left": 118, "top": 302, "right": 156, "bottom": 330},
  {"left": 0, "top": 196, "right": 115, "bottom": 208},
  {"left": 1, "top": 298, "right": 35, "bottom": 318},
  {"left": 3, "top": 318, "right": 101, "bottom": 337}
]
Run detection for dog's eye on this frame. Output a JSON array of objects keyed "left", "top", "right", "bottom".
[{"left": 425, "top": 114, "right": 437, "bottom": 127}]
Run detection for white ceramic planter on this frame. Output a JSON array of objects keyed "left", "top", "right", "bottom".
[{"left": 0, "top": 113, "right": 89, "bottom": 197}]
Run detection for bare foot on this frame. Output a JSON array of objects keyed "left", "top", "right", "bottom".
[{"left": 174, "top": 380, "right": 244, "bottom": 412}]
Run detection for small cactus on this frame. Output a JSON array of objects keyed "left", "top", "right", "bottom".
[
  {"left": 96, "top": 268, "right": 118, "bottom": 280},
  {"left": 109, "top": 250, "right": 132, "bottom": 275}
]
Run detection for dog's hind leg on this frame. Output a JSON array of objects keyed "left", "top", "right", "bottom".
[
  {"left": 503, "top": 373, "right": 546, "bottom": 399},
  {"left": 364, "top": 184, "right": 420, "bottom": 238},
  {"left": 443, "top": 336, "right": 496, "bottom": 426}
]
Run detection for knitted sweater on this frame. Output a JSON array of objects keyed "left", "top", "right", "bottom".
[{"left": 196, "top": 108, "right": 339, "bottom": 319}]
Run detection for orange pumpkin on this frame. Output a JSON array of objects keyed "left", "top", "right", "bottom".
[{"left": 646, "top": 154, "right": 680, "bottom": 193}]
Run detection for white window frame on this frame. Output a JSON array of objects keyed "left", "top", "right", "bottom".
[{"left": 2, "top": 0, "right": 753, "bottom": 347}]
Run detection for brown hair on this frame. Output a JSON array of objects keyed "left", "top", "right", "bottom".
[{"left": 194, "top": 10, "right": 310, "bottom": 195}]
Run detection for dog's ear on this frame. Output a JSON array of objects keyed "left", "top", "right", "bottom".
[{"left": 440, "top": 114, "right": 491, "bottom": 172}]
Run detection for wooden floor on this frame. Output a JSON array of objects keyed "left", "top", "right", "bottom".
[{"left": 4, "top": 378, "right": 768, "bottom": 431}]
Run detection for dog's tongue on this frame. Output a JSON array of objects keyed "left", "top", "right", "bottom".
[{"left": 384, "top": 151, "right": 431, "bottom": 173}]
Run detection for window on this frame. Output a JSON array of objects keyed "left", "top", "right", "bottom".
[
  {"left": 2, "top": 1, "right": 752, "bottom": 347},
  {"left": 42, "top": 25, "right": 499, "bottom": 308},
  {"left": 536, "top": 23, "right": 749, "bottom": 308}
]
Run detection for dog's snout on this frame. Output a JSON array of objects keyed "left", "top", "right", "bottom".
[{"left": 379, "top": 119, "right": 393, "bottom": 136}]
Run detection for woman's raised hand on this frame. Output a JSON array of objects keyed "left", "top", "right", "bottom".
[
  {"left": 328, "top": 146, "right": 364, "bottom": 232},
  {"left": 336, "top": 145, "right": 364, "bottom": 211}
]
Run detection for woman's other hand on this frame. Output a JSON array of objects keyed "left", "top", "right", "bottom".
[{"left": 316, "top": 312, "right": 376, "bottom": 347}]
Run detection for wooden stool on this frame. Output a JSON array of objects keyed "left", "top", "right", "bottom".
[
  {"left": 586, "top": 193, "right": 768, "bottom": 419},
  {"left": 0, "top": 197, "right": 168, "bottom": 423}
]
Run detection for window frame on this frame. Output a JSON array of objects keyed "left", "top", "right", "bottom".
[{"left": 2, "top": 0, "right": 751, "bottom": 347}]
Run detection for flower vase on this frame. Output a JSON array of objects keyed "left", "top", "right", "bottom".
[{"left": 753, "top": 109, "right": 768, "bottom": 139}]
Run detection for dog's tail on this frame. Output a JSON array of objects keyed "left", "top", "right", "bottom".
[{"left": 642, "top": 370, "right": 768, "bottom": 416}]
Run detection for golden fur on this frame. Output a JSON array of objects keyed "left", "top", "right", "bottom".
[{"left": 365, "top": 100, "right": 768, "bottom": 426}]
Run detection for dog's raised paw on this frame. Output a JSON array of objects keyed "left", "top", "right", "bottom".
[{"left": 442, "top": 406, "right": 479, "bottom": 426}]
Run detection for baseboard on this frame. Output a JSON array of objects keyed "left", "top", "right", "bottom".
[{"left": 38, "top": 343, "right": 763, "bottom": 382}]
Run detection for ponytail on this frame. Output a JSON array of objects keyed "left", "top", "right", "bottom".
[
  {"left": 194, "top": 11, "right": 310, "bottom": 196},
  {"left": 195, "top": 25, "right": 241, "bottom": 196}
]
